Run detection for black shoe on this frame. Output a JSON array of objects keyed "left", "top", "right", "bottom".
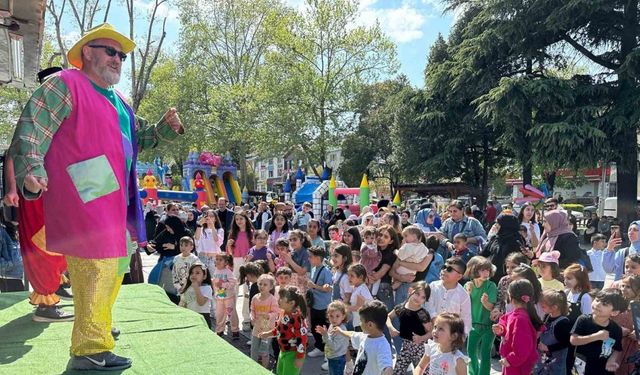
[
  {"left": 55, "top": 285, "right": 73, "bottom": 300},
  {"left": 232, "top": 331, "right": 239, "bottom": 340},
  {"left": 33, "top": 305, "right": 74, "bottom": 323},
  {"left": 111, "top": 327, "right": 120, "bottom": 339},
  {"left": 69, "top": 351, "right": 132, "bottom": 371}
]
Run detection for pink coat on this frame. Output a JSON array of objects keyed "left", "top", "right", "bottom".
[{"left": 497, "top": 308, "right": 538, "bottom": 375}]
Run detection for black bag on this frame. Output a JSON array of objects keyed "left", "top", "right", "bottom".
[{"left": 306, "top": 266, "right": 324, "bottom": 308}]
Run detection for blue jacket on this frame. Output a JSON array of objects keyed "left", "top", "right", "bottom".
[
  {"left": 439, "top": 216, "right": 487, "bottom": 253},
  {"left": 309, "top": 265, "right": 333, "bottom": 309},
  {"left": 603, "top": 246, "right": 636, "bottom": 281}
]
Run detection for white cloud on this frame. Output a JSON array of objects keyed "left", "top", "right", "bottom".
[
  {"left": 358, "top": 3, "right": 429, "bottom": 43},
  {"left": 282, "top": 0, "right": 433, "bottom": 44},
  {"left": 133, "top": 0, "right": 180, "bottom": 24},
  {"left": 421, "top": 0, "right": 446, "bottom": 12},
  {"left": 282, "top": 0, "right": 308, "bottom": 11},
  {"left": 61, "top": 31, "right": 81, "bottom": 47}
]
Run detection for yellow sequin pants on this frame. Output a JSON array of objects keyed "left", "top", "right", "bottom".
[{"left": 66, "top": 255, "right": 124, "bottom": 356}]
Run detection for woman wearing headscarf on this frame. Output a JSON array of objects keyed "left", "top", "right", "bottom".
[
  {"left": 415, "top": 207, "right": 439, "bottom": 233},
  {"left": 603, "top": 220, "right": 640, "bottom": 281},
  {"left": 148, "top": 216, "right": 192, "bottom": 304},
  {"left": 535, "top": 210, "right": 582, "bottom": 269},
  {"left": 144, "top": 210, "right": 160, "bottom": 243},
  {"left": 584, "top": 211, "right": 600, "bottom": 243},
  {"left": 328, "top": 207, "right": 346, "bottom": 228},
  {"left": 481, "top": 214, "right": 525, "bottom": 283}
]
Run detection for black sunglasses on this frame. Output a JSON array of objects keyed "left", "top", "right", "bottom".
[
  {"left": 441, "top": 265, "right": 462, "bottom": 274},
  {"left": 88, "top": 45, "right": 127, "bottom": 61}
]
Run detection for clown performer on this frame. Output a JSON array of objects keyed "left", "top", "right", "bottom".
[
  {"left": 7, "top": 23, "right": 184, "bottom": 371},
  {"left": 2, "top": 67, "right": 73, "bottom": 324}
]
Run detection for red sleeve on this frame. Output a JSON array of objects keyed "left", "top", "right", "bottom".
[
  {"left": 496, "top": 314, "right": 508, "bottom": 337},
  {"left": 505, "top": 317, "right": 535, "bottom": 367}
]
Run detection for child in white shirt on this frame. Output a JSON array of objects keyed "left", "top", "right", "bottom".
[
  {"left": 335, "top": 300, "right": 393, "bottom": 375},
  {"left": 179, "top": 263, "right": 213, "bottom": 329},
  {"left": 587, "top": 234, "right": 607, "bottom": 290},
  {"left": 172, "top": 236, "right": 199, "bottom": 292},
  {"left": 348, "top": 264, "right": 374, "bottom": 330},
  {"left": 425, "top": 257, "right": 472, "bottom": 335},
  {"left": 414, "top": 313, "right": 469, "bottom": 375}
]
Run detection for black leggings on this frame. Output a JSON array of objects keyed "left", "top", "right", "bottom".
[
  {"left": 310, "top": 308, "right": 328, "bottom": 351},
  {"left": 200, "top": 313, "right": 212, "bottom": 329}
]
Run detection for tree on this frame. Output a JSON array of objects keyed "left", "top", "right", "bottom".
[
  {"left": 176, "top": 0, "right": 286, "bottom": 188},
  {"left": 260, "top": 0, "right": 398, "bottom": 176},
  {"left": 125, "top": 0, "right": 168, "bottom": 111},
  {"left": 46, "top": 0, "right": 114, "bottom": 69},
  {"left": 339, "top": 76, "right": 415, "bottom": 189},
  {"left": 397, "top": 11, "right": 505, "bottom": 205},
  {"left": 45, "top": 0, "right": 168, "bottom": 111},
  {"left": 448, "top": 0, "right": 640, "bottom": 226}
]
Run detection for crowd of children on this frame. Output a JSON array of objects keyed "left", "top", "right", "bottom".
[{"left": 157, "top": 201, "right": 640, "bottom": 375}]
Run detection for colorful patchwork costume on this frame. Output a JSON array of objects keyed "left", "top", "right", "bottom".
[
  {"left": 8, "top": 23, "right": 182, "bottom": 370},
  {"left": 3, "top": 156, "right": 69, "bottom": 310}
]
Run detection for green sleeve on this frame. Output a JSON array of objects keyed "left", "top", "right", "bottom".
[
  {"left": 8, "top": 76, "right": 72, "bottom": 199},
  {"left": 135, "top": 115, "right": 183, "bottom": 151},
  {"left": 488, "top": 281, "right": 498, "bottom": 303}
]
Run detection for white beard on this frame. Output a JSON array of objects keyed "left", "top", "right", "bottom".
[{"left": 93, "top": 61, "right": 121, "bottom": 86}]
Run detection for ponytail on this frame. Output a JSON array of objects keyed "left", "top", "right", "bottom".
[
  {"left": 278, "top": 286, "right": 308, "bottom": 318},
  {"left": 508, "top": 279, "right": 542, "bottom": 330}
]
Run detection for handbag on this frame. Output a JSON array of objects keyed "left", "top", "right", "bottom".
[{"left": 306, "top": 265, "right": 324, "bottom": 308}]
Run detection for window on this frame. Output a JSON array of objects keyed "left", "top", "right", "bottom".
[{"left": 9, "top": 33, "right": 23, "bottom": 81}]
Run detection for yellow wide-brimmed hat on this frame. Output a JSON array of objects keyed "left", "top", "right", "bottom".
[{"left": 67, "top": 23, "right": 136, "bottom": 69}]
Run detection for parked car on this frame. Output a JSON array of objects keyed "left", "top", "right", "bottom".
[{"left": 603, "top": 197, "right": 640, "bottom": 218}]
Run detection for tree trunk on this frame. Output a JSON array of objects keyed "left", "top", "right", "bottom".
[
  {"left": 522, "top": 58, "right": 534, "bottom": 187},
  {"left": 615, "top": 0, "right": 639, "bottom": 229}
]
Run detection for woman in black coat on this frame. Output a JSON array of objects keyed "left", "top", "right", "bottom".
[{"left": 481, "top": 214, "right": 525, "bottom": 283}]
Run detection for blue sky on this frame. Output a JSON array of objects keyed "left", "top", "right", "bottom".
[{"left": 50, "top": 0, "right": 455, "bottom": 91}]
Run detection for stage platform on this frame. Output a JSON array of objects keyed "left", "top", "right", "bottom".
[{"left": 0, "top": 283, "right": 271, "bottom": 374}]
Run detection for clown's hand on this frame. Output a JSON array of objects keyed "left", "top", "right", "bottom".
[
  {"left": 3, "top": 192, "right": 19, "bottom": 207},
  {"left": 24, "top": 174, "right": 48, "bottom": 194},
  {"left": 164, "top": 108, "right": 183, "bottom": 134}
]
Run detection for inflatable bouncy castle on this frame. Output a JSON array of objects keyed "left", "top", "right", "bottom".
[{"left": 181, "top": 152, "right": 242, "bottom": 205}]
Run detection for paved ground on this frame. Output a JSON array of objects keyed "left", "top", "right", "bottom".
[{"left": 139, "top": 251, "right": 504, "bottom": 374}]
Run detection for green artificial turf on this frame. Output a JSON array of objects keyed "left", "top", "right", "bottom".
[{"left": 0, "top": 283, "right": 269, "bottom": 374}]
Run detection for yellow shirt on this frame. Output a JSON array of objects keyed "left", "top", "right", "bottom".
[{"left": 538, "top": 277, "right": 565, "bottom": 291}]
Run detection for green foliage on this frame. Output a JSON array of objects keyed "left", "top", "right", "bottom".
[
  {"left": 0, "top": 39, "right": 64, "bottom": 148},
  {"left": 339, "top": 76, "right": 414, "bottom": 187},
  {"left": 0, "top": 87, "right": 29, "bottom": 148},
  {"left": 560, "top": 204, "right": 584, "bottom": 213},
  {"left": 258, "top": 0, "right": 398, "bottom": 176}
]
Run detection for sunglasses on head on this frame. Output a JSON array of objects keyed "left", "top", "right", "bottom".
[
  {"left": 441, "top": 265, "right": 461, "bottom": 274},
  {"left": 88, "top": 45, "right": 127, "bottom": 61}
]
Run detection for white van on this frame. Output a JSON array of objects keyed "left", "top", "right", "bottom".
[{"left": 603, "top": 197, "right": 640, "bottom": 218}]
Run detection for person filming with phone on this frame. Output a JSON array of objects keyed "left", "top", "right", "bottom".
[{"left": 603, "top": 221, "right": 640, "bottom": 281}]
